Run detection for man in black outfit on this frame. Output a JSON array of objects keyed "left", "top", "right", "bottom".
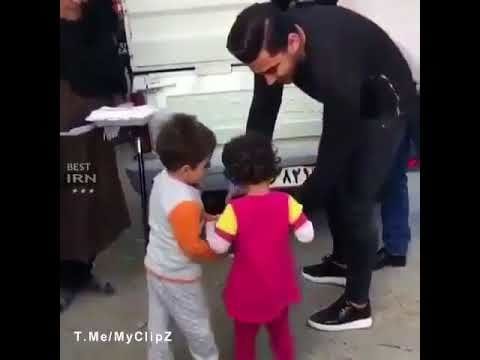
[{"left": 227, "top": 1, "right": 419, "bottom": 331}]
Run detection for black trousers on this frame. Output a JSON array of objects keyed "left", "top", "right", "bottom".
[{"left": 326, "top": 111, "right": 407, "bottom": 304}]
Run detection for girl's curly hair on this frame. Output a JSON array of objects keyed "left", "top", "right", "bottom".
[{"left": 222, "top": 133, "right": 282, "bottom": 186}]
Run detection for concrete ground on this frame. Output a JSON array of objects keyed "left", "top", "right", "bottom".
[{"left": 60, "top": 144, "right": 420, "bottom": 360}]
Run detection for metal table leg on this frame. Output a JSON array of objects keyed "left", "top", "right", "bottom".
[{"left": 136, "top": 136, "right": 149, "bottom": 249}]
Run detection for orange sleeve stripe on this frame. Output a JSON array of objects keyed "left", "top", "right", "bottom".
[{"left": 169, "top": 201, "right": 218, "bottom": 262}]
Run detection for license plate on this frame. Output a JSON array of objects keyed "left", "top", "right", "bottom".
[{"left": 271, "top": 166, "right": 315, "bottom": 188}]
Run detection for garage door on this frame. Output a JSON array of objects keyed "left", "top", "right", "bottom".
[{"left": 122, "top": 0, "right": 255, "bottom": 72}]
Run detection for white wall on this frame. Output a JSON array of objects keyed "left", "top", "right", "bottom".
[
  {"left": 124, "top": 0, "right": 420, "bottom": 81},
  {"left": 340, "top": 0, "right": 420, "bottom": 83},
  {"left": 123, "top": 0, "right": 255, "bottom": 71}
]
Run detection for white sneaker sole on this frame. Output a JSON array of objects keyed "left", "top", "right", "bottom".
[
  {"left": 307, "top": 317, "right": 373, "bottom": 332},
  {"left": 301, "top": 272, "right": 347, "bottom": 286}
]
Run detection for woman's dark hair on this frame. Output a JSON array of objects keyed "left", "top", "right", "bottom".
[
  {"left": 222, "top": 133, "right": 282, "bottom": 186},
  {"left": 156, "top": 114, "right": 217, "bottom": 172},
  {"left": 226, "top": 2, "right": 298, "bottom": 64}
]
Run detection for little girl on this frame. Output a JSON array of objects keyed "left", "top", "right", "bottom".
[{"left": 208, "top": 133, "right": 314, "bottom": 360}]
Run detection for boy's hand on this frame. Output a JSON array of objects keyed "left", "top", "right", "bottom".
[{"left": 205, "top": 213, "right": 219, "bottom": 222}]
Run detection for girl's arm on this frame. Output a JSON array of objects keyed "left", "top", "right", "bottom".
[
  {"left": 207, "top": 204, "right": 238, "bottom": 253},
  {"left": 289, "top": 195, "right": 315, "bottom": 243}
]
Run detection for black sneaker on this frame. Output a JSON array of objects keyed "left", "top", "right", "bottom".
[
  {"left": 374, "top": 247, "right": 407, "bottom": 271},
  {"left": 307, "top": 295, "right": 373, "bottom": 331},
  {"left": 302, "top": 255, "right": 347, "bottom": 286}
]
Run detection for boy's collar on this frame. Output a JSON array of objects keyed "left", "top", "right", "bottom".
[{"left": 165, "top": 171, "right": 201, "bottom": 191}]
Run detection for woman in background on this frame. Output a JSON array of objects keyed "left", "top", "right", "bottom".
[{"left": 60, "top": 0, "right": 131, "bottom": 311}]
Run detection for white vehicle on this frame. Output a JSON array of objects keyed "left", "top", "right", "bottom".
[{"left": 122, "top": 0, "right": 419, "bottom": 195}]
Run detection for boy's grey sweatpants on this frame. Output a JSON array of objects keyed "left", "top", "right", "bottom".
[{"left": 147, "top": 273, "right": 219, "bottom": 360}]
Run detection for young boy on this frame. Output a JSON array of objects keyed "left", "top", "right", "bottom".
[{"left": 145, "top": 113, "right": 220, "bottom": 360}]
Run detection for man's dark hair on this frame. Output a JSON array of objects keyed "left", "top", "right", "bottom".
[
  {"left": 226, "top": 2, "right": 298, "bottom": 64},
  {"left": 272, "top": 0, "right": 338, "bottom": 9},
  {"left": 271, "top": 0, "right": 294, "bottom": 11},
  {"left": 315, "top": 0, "right": 338, "bottom": 5},
  {"left": 156, "top": 114, "right": 216, "bottom": 171},
  {"left": 222, "top": 133, "right": 282, "bottom": 185}
]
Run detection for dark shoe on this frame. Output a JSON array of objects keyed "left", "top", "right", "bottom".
[
  {"left": 374, "top": 248, "right": 406, "bottom": 270},
  {"left": 60, "top": 288, "right": 75, "bottom": 313},
  {"left": 307, "top": 295, "right": 373, "bottom": 331},
  {"left": 86, "top": 277, "right": 115, "bottom": 295},
  {"left": 302, "top": 255, "right": 347, "bottom": 286}
]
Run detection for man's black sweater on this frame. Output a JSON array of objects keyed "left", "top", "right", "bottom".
[{"left": 247, "top": 5, "right": 417, "bottom": 205}]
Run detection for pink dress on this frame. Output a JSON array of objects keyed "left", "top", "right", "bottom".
[{"left": 220, "top": 192, "right": 302, "bottom": 323}]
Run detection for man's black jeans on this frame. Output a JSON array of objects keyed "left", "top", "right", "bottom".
[{"left": 326, "top": 110, "right": 407, "bottom": 304}]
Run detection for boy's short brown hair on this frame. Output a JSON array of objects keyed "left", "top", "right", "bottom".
[{"left": 156, "top": 113, "right": 216, "bottom": 171}]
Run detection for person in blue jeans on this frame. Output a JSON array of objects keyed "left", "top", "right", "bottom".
[{"left": 375, "top": 136, "right": 412, "bottom": 269}]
